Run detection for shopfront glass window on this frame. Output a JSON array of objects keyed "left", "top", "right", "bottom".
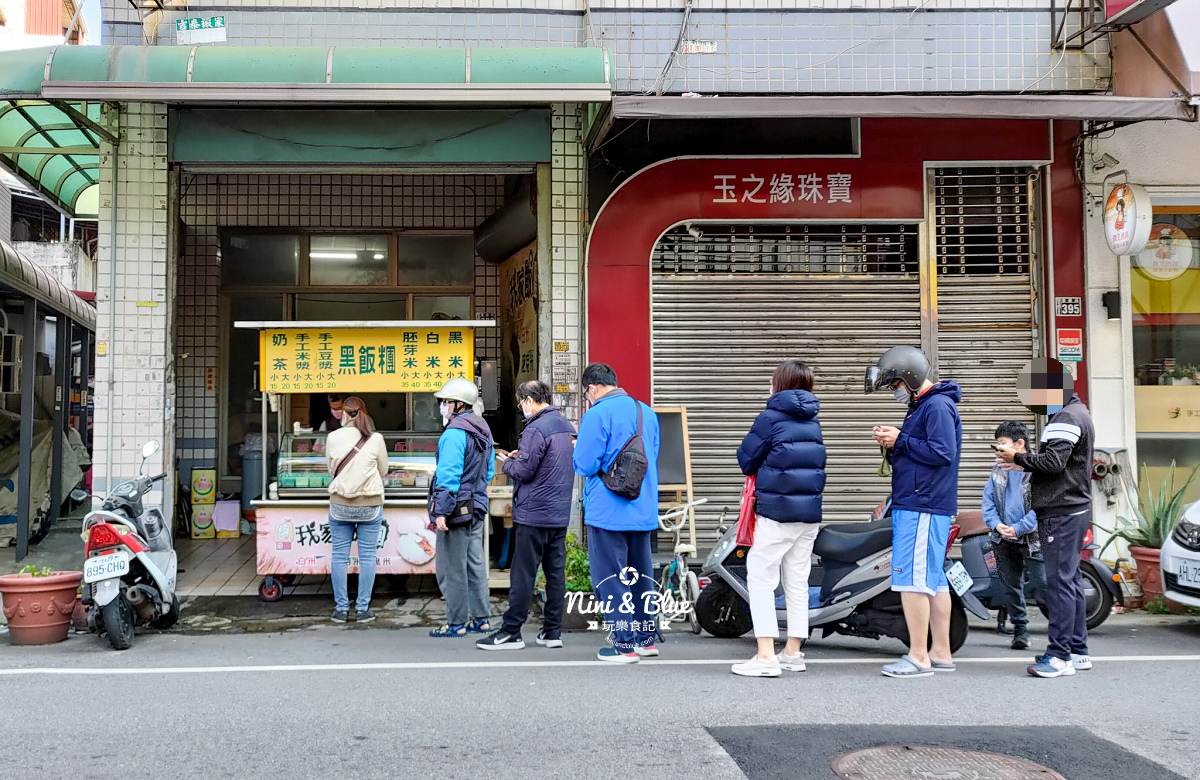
[
  {"left": 413, "top": 296, "right": 471, "bottom": 321},
  {"left": 1132, "top": 210, "right": 1200, "bottom": 503},
  {"left": 396, "top": 235, "right": 475, "bottom": 286},
  {"left": 309, "top": 235, "right": 389, "bottom": 286},
  {"left": 221, "top": 234, "right": 299, "bottom": 287},
  {"left": 226, "top": 295, "right": 285, "bottom": 478}
]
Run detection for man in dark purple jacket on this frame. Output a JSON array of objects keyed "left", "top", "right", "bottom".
[{"left": 477, "top": 380, "right": 577, "bottom": 651}]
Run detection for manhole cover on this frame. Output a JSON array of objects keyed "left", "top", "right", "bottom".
[{"left": 831, "top": 745, "right": 1067, "bottom": 780}]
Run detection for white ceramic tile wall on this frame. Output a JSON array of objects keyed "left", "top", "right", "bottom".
[
  {"left": 94, "top": 102, "right": 172, "bottom": 508},
  {"left": 0, "top": 181, "right": 11, "bottom": 244},
  {"left": 551, "top": 104, "right": 585, "bottom": 422},
  {"left": 174, "top": 173, "right": 505, "bottom": 471}
]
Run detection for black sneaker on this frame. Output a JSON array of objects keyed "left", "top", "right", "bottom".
[
  {"left": 536, "top": 631, "right": 564, "bottom": 648},
  {"left": 476, "top": 631, "right": 525, "bottom": 651},
  {"left": 1011, "top": 631, "right": 1031, "bottom": 650},
  {"left": 331, "top": 609, "right": 349, "bottom": 624},
  {"left": 356, "top": 609, "right": 377, "bottom": 624}
]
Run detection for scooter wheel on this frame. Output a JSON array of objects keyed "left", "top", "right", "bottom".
[
  {"left": 151, "top": 594, "right": 181, "bottom": 629},
  {"left": 259, "top": 577, "right": 283, "bottom": 602},
  {"left": 694, "top": 579, "right": 753, "bottom": 638},
  {"left": 101, "top": 597, "right": 134, "bottom": 650}
]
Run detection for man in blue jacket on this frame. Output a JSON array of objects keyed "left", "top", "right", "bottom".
[
  {"left": 573, "top": 363, "right": 661, "bottom": 663},
  {"left": 866, "top": 345, "right": 962, "bottom": 678},
  {"left": 428, "top": 378, "right": 495, "bottom": 638},
  {"left": 477, "top": 380, "right": 576, "bottom": 651}
]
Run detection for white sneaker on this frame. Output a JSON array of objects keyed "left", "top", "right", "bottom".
[
  {"left": 732, "top": 654, "right": 782, "bottom": 678},
  {"left": 777, "top": 651, "right": 806, "bottom": 672},
  {"left": 1071, "top": 653, "right": 1093, "bottom": 671}
]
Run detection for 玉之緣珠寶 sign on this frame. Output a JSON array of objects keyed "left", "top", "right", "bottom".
[{"left": 259, "top": 327, "right": 474, "bottom": 394}]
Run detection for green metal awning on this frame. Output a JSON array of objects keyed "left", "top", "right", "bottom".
[
  {"left": 0, "top": 45, "right": 611, "bottom": 215},
  {"left": 0, "top": 100, "right": 107, "bottom": 216},
  {"left": 0, "top": 45, "right": 613, "bottom": 103}
]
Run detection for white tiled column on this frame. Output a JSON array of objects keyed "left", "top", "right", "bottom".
[
  {"left": 550, "top": 104, "right": 586, "bottom": 423},
  {"left": 95, "top": 102, "right": 174, "bottom": 513}
]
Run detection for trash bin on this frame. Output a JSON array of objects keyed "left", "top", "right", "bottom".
[{"left": 242, "top": 450, "right": 265, "bottom": 515}]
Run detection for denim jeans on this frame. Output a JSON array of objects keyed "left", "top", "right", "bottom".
[
  {"left": 993, "top": 539, "right": 1046, "bottom": 631},
  {"left": 329, "top": 506, "right": 383, "bottom": 613}
]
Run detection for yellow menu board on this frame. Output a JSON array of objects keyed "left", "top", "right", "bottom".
[{"left": 259, "top": 327, "right": 474, "bottom": 393}]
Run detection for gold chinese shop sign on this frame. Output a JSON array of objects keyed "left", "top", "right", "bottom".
[{"left": 259, "top": 327, "right": 474, "bottom": 394}]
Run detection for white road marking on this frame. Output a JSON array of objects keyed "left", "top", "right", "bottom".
[{"left": 2, "top": 655, "right": 1199, "bottom": 677}]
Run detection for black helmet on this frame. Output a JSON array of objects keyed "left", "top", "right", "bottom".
[{"left": 865, "top": 345, "right": 931, "bottom": 394}]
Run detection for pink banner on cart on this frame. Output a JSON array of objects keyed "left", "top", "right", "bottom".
[{"left": 256, "top": 505, "right": 437, "bottom": 576}]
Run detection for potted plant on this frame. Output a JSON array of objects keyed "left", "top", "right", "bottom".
[
  {"left": 1161, "top": 364, "right": 1197, "bottom": 386},
  {"left": 560, "top": 532, "right": 598, "bottom": 632},
  {"left": 1103, "top": 461, "right": 1199, "bottom": 601},
  {"left": 0, "top": 565, "right": 84, "bottom": 646}
]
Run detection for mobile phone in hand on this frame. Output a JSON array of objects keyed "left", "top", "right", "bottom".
[{"left": 989, "top": 444, "right": 1001, "bottom": 452}]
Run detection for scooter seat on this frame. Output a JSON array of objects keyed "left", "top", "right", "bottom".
[{"left": 813, "top": 519, "right": 894, "bottom": 562}]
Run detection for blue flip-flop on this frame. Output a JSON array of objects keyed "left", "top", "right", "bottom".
[
  {"left": 466, "top": 619, "right": 492, "bottom": 634},
  {"left": 429, "top": 623, "right": 467, "bottom": 638},
  {"left": 881, "top": 655, "right": 934, "bottom": 678}
]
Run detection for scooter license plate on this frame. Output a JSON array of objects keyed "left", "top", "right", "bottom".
[
  {"left": 946, "top": 561, "right": 973, "bottom": 596},
  {"left": 84, "top": 550, "right": 130, "bottom": 583}
]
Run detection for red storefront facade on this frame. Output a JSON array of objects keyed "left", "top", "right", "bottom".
[{"left": 585, "top": 117, "right": 1090, "bottom": 536}]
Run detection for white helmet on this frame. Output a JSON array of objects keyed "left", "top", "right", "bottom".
[{"left": 434, "top": 377, "right": 479, "bottom": 406}]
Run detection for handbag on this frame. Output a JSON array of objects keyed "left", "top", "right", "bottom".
[
  {"left": 735, "top": 474, "right": 757, "bottom": 547},
  {"left": 599, "top": 399, "right": 648, "bottom": 500},
  {"left": 332, "top": 432, "right": 368, "bottom": 480}
]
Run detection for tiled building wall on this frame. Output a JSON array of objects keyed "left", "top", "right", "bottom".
[
  {"left": 550, "top": 104, "right": 585, "bottom": 423},
  {"left": 0, "top": 180, "right": 10, "bottom": 244},
  {"left": 174, "top": 173, "right": 504, "bottom": 475},
  {"left": 101, "top": 1, "right": 1109, "bottom": 93},
  {"left": 94, "top": 102, "right": 172, "bottom": 506}
]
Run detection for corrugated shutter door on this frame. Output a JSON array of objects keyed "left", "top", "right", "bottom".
[
  {"left": 933, "top": 167, "right": 1039, "bottom": 515},
  {"left": 651, "top": 224, "right": 921, "bottom": 547}
]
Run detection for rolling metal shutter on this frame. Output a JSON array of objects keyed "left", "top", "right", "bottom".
[
  {"left": 652, "top": 224, "right": 921, "bottom": 547},
  {"left": 933, "top": 167, "right": 1039, "bottom": 515}
]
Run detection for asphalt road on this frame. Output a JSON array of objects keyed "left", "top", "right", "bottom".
[{"left": 2, "top": 612, "right": 1198, "bottom": 780}]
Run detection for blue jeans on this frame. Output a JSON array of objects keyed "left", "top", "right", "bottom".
[
  {"left": 587, "top": 526, "right": 654, "bottom": 651},
  {"left": 329, "top": 506, "right": 383, "bottom": 613}
]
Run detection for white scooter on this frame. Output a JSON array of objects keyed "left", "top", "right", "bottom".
[{"left": 74, "top": 441, "right": 179, "bottom": 650}]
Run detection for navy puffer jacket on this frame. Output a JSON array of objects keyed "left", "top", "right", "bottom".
[{"left": 736, "top": 389, "right": 826, "bottom": 523}]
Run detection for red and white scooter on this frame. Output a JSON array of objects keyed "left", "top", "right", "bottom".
[{"left": 74, "top": 441, "right": 179, "bottom": 650}]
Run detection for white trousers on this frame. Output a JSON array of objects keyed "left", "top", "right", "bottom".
[{"left": 746, "top": 515, "right": 820, "bottom": 639}]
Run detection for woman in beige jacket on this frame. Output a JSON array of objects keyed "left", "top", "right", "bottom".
[{"left": 325, "top": 396, "right": 390, "bottom": 624}]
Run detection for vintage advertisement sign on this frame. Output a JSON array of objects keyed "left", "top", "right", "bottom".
[
  {"left": 257, "top": 505, "right": 436, "bottom": 576},
  {"left": 499, "top": 243, "right": 539, "bottom": 395},
  {"left": 1056, "top": 328, "right": 1083, "bottom": 363},
  {"left": 1135, "top": 223, "right": 1196, "bottom": 281},
  {"left": 258, "top": 327, "right": 474, "bottom": 393},
  {"left": 1103, "top": 183, "right": 1152, "bottom": 256}
]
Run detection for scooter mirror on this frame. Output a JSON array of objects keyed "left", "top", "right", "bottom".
[
  {"left": 141, "top": 440, "right": 160, "bottom": 460},
  {"left": 69, "top": 489, "right": 89, "bottom": 503}
]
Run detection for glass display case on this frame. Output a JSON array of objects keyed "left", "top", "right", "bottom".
[{"left": 276, "top": 431, "right": 440, "bottom": 498}]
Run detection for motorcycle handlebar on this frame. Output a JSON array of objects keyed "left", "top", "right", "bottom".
[{"left": 152, "top": 472, "right": 169, "bottom": 483}]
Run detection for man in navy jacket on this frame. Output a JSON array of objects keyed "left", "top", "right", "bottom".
[
  {"left": 573, "top": 363, "right": 661, "bottom": 664},
  {"left": 477, "top": 380, "right": 576, "bottom": 651},
  {"left": 867, "top": 345, "right": 962, "bottom": 679}
]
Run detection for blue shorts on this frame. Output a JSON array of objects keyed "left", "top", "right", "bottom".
[{"left": 891, "top": 509, "right": 951, "bottom": 597}]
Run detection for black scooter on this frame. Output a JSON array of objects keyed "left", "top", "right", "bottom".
[{"left": 955, "top": 511, "right": 1122, "bottom": 631}]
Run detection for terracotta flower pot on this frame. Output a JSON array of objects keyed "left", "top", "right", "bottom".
[
  {"left": 0, "top": 571, "right": 84, "bottom": 646},
  {"left": 1128, "top": 546, "right": 1163, "bottom": 602}
]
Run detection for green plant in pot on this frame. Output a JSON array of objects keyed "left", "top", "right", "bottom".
[
  {"left": 0, "top": 565, "right": 84, "bottom": 646},
  {"left": 537, "top": 532, "right": 598, "bottom": 632},
  {"left": 1162, "top": 363, "right": 1197, "bottom": 385},
  {"left": 1103, "top": 461, "right": 1199, "bottom": 601}
]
